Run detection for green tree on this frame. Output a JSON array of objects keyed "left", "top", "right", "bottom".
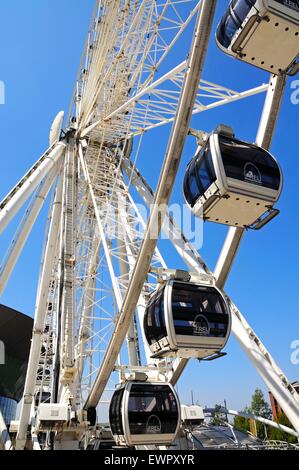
[
  {"left": 233, "top": 406, "right": 251, "bottom": 434},
  {"left": 232, "top": 389, "right": 297, "bottom": 443},
  {"left": 211, "top": 407, "right": 227, "bottom": 425},
  {"left": 249, "top": 388, "right": 272, "bottom": 440},
  {"left": 233, "top": 389, "right": 272, "bottom": 440},
  {"left": 268, "top": 413, "right": 298, "bottom": 444},
  {"left": 250, "top": 388, "right": 272, "bottom": 419}
]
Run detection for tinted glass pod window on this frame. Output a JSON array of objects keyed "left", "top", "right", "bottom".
[
  {"left": 0, "top": 397, "right": 17, "bottom": 425},
  {"left": 109, "top": 387, "right": 125, "bottom": 436},
  {"left": 218, "top": 135, "right": 281, "bottom": 190},
  {"left": 127, "top": 384, "right": 179, "bottom": 435},
  {"left": 183, "top": 145, "right": 216, "bottom": 208},
  {"left": 171, "top": 283, "right": 229, "bottom": 338},
  {"left": 216, "top": 0, "right": 257, "bottom": 48},
  {"left": 144, "top": 290, "right": 167, "bottom": 345}
]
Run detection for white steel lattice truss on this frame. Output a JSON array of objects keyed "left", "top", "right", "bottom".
[{"left": 0, "top": 0, "right": 298, "bottom": 450}]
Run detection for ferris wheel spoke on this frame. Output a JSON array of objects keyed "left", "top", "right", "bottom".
[{"left": 80, "top": 59, "right": 268, "bottom": 140}]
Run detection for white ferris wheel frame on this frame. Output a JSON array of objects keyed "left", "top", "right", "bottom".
[{"left": 0, "top": 0, "right": 298, "bottom": 450}]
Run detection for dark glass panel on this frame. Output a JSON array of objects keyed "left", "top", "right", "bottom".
[
  {"left": 109, "top": 388, "right": 125, "bottom": 436},
  {"left": 219, "top": 135, "right": 281, "bottom": 190},
  {"left": 171, "top": 283, "right": 229, "bottom": 339},
  {"left": 144, "top": 290, "right": 167, "bottom": 346},
  {"left": 184, "top": 145, "right": 216, "bottom": 208},
  {"left": 183, "top": 168, "right": 193, "bottom": 206},
  {"left": 216, "top": 0, "right": 257, "bottom": 48},
  {"left": 216, "top": 12, "right": 239, "bottom": 48},
  {"left": 0, "top": 397, "right": 17, "bottom": 425},
  {"left": 196, "top": 146, "right": 217, "bottom": 195},
  {"left": 233, "top": 0, "right": 255, "bottom": 23},
  {"left": 183, "top": 159, "right": 201, "bottom": 207},
  {"left": 128, "top": 384, "right": 178, "bottom": 435},
  {"left": 189, "top": 164, "right": 201, "bottom": 203}
]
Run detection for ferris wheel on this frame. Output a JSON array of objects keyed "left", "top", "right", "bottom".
[{"left": 0, "top": 0, "right": 299, "bottom": 450}]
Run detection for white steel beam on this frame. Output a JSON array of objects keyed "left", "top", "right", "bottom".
[
  {"left": 214, "top": 74, "right": 286, "bottom": 289},
  {"left": 0, "top": 168, "right": 58, "bottom": 295},
  {"left": 81, "top": 64, "right": 267, "bottom": 140},
  {"left": 0, "top": 142, "right": 65, "bottom": 235},
  {"left": 84, "top": 0, "right": 218, "bottom": 410},
  {"left": 122, "top": 159, "right": 203, "bottom": 377},
  {"left": 213, "top": 227, "right": 245, "bottom": 290},
  {"left": 76, "top": 224, "right": 99, "bottom": 382},
  {"left": 217, "top": 407, "right": 299, "bottom": 439},
  {"left": 256, "top": 75, "right": 287, "bottom": 150},
  {"left": 16, "top": 173, "right": 64, "bottom": 449}
]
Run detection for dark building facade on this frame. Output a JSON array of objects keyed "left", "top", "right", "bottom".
[{"left": 0, "top": 305, "right": 33, "bottom": 425}]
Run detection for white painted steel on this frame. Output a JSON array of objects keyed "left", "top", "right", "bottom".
[
  {"left": 0, "top": 169, "right": 57, "bottom": 295},
  {"left": 2, "top": 0, "right": 297, "bottom": 450},
  {"left": 0, "top": 143, "right": 65, "bottom": 235}
]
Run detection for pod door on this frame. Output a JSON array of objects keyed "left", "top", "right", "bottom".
[{"left": 109, "top": 382, "right": 180, "bottom": 447}]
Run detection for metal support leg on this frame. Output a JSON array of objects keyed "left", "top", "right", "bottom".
[
  {"left": 213, "top": 227, "right": 244, "bottom": 289},
  {"left": 231, "top": 303, "right": 299, "bottom": 433}
]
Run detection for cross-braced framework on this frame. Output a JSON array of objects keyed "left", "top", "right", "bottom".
[{"left": 0, "top": 0, "right": 298, "bottom": 450}]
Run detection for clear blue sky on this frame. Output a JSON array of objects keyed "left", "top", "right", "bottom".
[{"left": 0, "top": 1, "right": 298, "bottom": 412}]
